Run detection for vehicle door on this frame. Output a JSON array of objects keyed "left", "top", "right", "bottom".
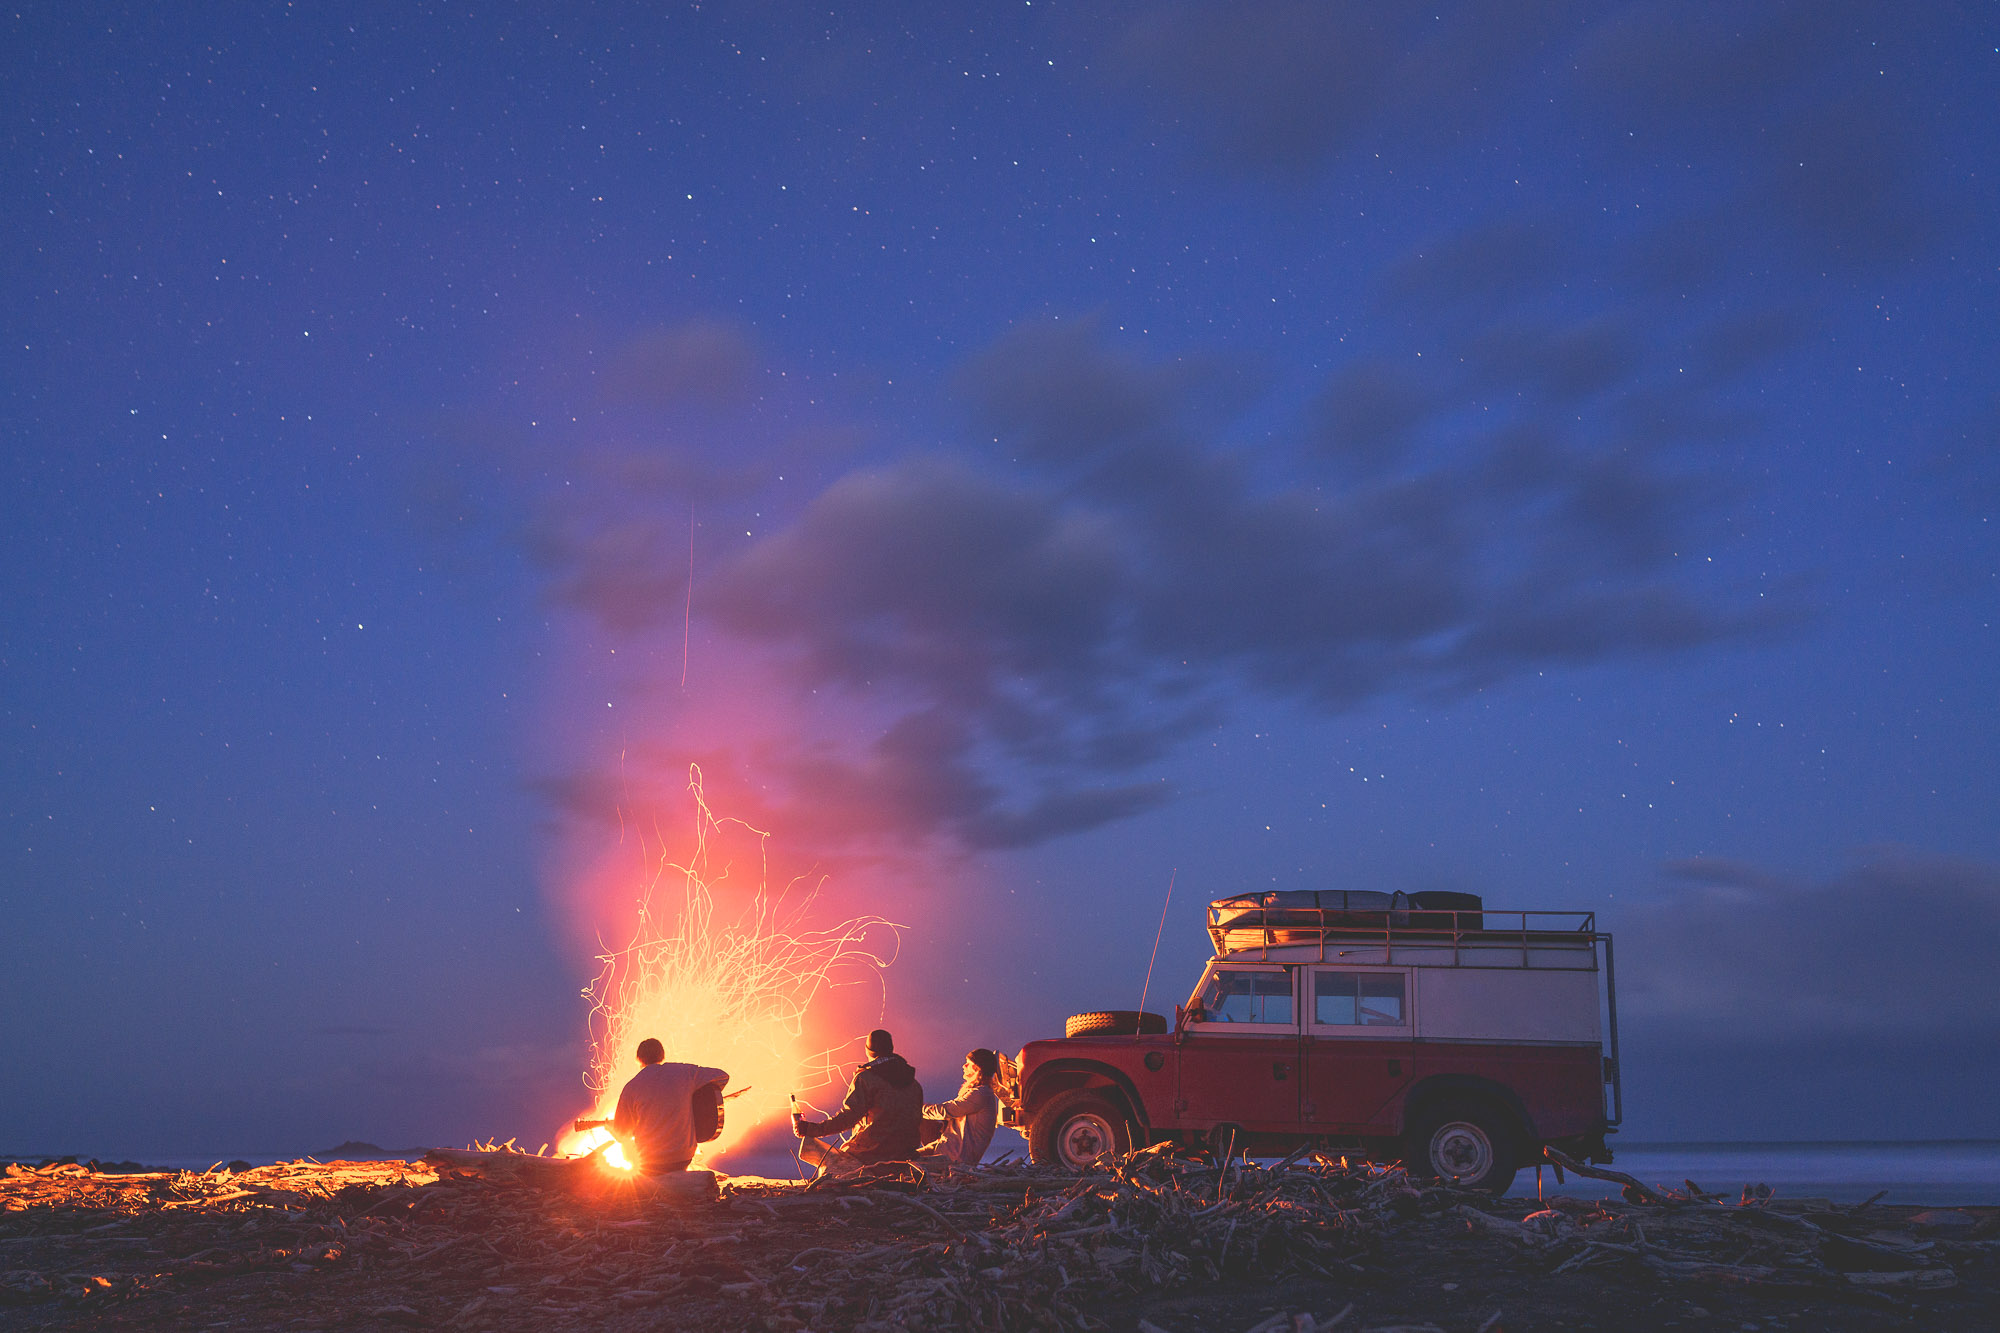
[
  {"left": 1175, "top": 963, "right": 1301, "bottom": 1132},
  {"left": 1302, "top": 966, "right": 1414, "bottom": 1133}
]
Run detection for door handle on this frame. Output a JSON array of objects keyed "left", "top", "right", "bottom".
[
  {"left": 1388, "top": 1059, "right": 1402, "bottom": 1077},
  {"left": 1273, "top": 1061, "right": 1290, "bottom": 1080}
]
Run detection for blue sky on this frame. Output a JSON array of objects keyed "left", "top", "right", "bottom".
[{"left": 4, "top": 2, "right": 1996, "bottom": 1157}]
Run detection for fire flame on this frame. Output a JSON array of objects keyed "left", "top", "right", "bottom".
[{"left": 558, "top": 766, "right": 899, "bottom": 1171}]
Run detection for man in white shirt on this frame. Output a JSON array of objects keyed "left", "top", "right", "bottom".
[{"left": 611, "top": 1038, "right": 729, "bottom": 1174}]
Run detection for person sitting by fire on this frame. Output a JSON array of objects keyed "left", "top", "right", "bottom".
[
  {"left": 603, "top": 1037, "right": 729, "bottom": 1175},
  {"left": 920, "top": 1048, "right": 1001, "bottom": 1167},
  {"left": 792, "top": 1028, "right": 923, "bottom": 1175}
]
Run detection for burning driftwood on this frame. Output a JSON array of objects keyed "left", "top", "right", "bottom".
[
  {"left": 423, "top": 1145, "right": 721, "bottom": 1203},
  {"left": 0, "top": 1155, "right": 436, "bottom": 1311},
  {"left": 4, "top": 1146, "right": 1995, "bottom": 1330}
]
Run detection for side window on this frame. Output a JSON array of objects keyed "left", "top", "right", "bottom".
[
  {"left": 1200, "top": 969, "right": 1294, "bottom": 1025},
  {"left": 1314, "top": 971, "right": 1407, "bottom": 1027}
]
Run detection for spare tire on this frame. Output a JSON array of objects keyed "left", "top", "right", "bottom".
[{"left": 1064, "top": 1010, "right": 1168, "bottom": 1038}]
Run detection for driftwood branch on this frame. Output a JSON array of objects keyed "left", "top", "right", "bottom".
[{"left": 1542, "top": 1145, "right": 1676, "bottom": 1206}]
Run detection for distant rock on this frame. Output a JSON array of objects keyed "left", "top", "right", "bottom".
[
  {"left": 88, "top": 1159, "right": 157, "bottom": 1174},
  {"left": 313, "top": 1141, "right": 393, "bottom": 1160},
  {"left": 7, "top": 1156, "right": 169, "bottom": 1174}
]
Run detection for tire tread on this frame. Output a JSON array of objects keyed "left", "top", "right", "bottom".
[{"left": 1063, "top": 1010, "right": 1167, "bottom": 1038}]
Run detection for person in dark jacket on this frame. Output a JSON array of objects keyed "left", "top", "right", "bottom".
[{"left": 793, "top": 1029, "right": 923, "bottom": 1175}]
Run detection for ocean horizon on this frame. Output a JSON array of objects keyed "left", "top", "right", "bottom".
[{"left": 1522, "top": 1137, "right": 2000, "bottom": 1207}]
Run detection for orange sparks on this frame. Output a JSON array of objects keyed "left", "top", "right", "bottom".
[{"left": 557, "top": 766, "right": 900, "bottom": 1171}]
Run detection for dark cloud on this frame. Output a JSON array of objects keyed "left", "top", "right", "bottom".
[
  {"left": 956, "top": 318, "right": 1176, "bottom": 462},
  {"left": 709, "top": 322, "right": 1770, "bottom": 842},
  {"left": 1616, "top": 221, "right": 1736, "bottom": 299},
  {"left": 1558, "top": 453, "right": 1694, "bottom": 569},
  {"left": 954, "top": 317, "right": 1256, "bottom": 472},
  {"left": 598, "top": 319, "right": 759, "bottom": 411},
  {"left": 1115, "top": 1, "right": 1400, "bottom": 178},
  {"left": 1469, "top": 319, "right": 1640, "bottom": 405},
  {"left": 1112, "top": 2, "right": 1588, "bottom": 180},
  {"left": 485, "top": 309, "right": 1784, "bottom": 852},
  {"left": 708, "top": 456, "right": 1129, "bottom": 691},
  {"left": 312, "top": 1026, "right": 395, "bottom": 1037},
  {"left": 1121, "top": 1, "right": 1948, "bottom": 282},
  {"left": 753, "top": 711, "right": 1177, "bottom": 853},
  {"left": 1621, "top": 850, "right": 2000, "bottom": 1037},
  {"left": 1447, "top": 582, "right": 1759, "bottom": 675},
  {"left": 1309, "top": 359, "right": 1432, "bottom": 474},
  {"left": 964, "top": 780, "right": 1173, "bottom": 850},
  {"left": 1574, "top": 3, "right": 1947, "bottom": 272},
  {"left": 521, "top": 510, "right": 694, "bottom": 634},
  {"left": 1379, "top": 219, "right": 1570, "bottom": 323},
  {"left": 1608, "top": 381, "right": 1760, "bottom": 453},
  {"left": 1691, "top": 309, "right": 1805, "bottom": 383},
  {"left": 1756, "top": 97, "right": 1939, "bottom": 264},
  {"left": 1570, "top": 1, "right": 1822, "bottom": 129},
  {"left": 534, "top": 717, "right": 1179, "bottom": 859},
  {"left": 404, "top": 323, "right": 827, "bottom": 632}
]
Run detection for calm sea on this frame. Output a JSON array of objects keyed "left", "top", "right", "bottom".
[{"left": 1515, "top": 1140, "right": 2000, "bottom": 1207}]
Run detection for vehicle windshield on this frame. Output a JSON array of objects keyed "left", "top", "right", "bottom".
[{"left": 1195, "top": 968, "right": 1293, "bottom": 1024}]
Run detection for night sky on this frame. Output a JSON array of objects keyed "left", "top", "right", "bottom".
[{"left": 5, "top": 3, "right": 1996, "bottom": 1162}]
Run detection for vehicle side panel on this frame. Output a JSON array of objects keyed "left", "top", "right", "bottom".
[
  {"left": 1405, "top": 1041, "right": 1604, "bottom": 1139},
  {"left": 1303, "top": 1038, "right": 1412, "bottom": 1133},
  {"left": 1021, "top": 1037, "right": 1603, "bottom": 1140},
  {"left": 1416, "top": 968, "right": 1601, "bottom": 1044},
  {"left": 1175, "top": 1033, "right": 1300, "bottom": 1132},
  {"left": 1018, "top": 1035, "right": 1176, "bottom": 1124}
]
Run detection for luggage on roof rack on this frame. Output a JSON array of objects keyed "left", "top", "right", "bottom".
[{"left": 1207, "top": 889, "right": 1485, "bottom": 952}]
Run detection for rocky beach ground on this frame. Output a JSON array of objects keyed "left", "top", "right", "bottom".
[{"left": 3, "top": 1145, "right": 1995, "bottom": 1331}]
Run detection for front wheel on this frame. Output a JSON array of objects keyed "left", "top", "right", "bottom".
[
  {"left": 1404, "top": 1104, "right": 1518, "bottom": 1194},
  {"left": 1028, "top": 1092, "right": 1131, "bottom": 1170}
]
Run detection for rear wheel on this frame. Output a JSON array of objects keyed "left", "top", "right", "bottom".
[
  {"left": 1404, "top": 1103, "right": 1518, "bottom": 1194},
  {"left": 1029, "top": 1091, "right": 1131, "bottom": 1170}
]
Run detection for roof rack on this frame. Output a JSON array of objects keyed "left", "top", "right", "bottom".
[{"left": 1208, "top": 892, "right": 1599, "bottom": 965}]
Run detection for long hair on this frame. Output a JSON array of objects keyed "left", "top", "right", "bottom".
[{"left": 966, "top": 1048, "right": 1000, "bottom": 1087}]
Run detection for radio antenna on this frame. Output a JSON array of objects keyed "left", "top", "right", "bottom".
[{"left": 1136, "top": 868, "right": 1177, "bottom": 1022}]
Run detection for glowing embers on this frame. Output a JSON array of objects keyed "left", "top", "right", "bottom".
[
  {"left": 572, "top": 1129, "right": 634, "bottom": 1171},
  {"left": 558, "top": 766, "right": 899, "bottom": 1170}
]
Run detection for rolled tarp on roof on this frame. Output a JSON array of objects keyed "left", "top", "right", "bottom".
[{"left": 1207, "top": 890, "right": 1485, "bottom": 952}]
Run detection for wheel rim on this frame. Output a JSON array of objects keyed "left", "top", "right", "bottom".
[
  {"left": 1056, "top": 1111, "right": 1117, "bottom": 1169},
  {"left": 1428, "top": 1120, "right": 1494, "bottom": 1182}
]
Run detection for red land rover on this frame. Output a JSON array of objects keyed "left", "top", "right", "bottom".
[{"left": 1004, "top": 891, "right": 1621, "bottom": 1193}]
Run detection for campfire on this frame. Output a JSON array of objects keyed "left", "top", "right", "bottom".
[{"left": 556, "top": 768, "right": 899, "bottom": 1170}]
